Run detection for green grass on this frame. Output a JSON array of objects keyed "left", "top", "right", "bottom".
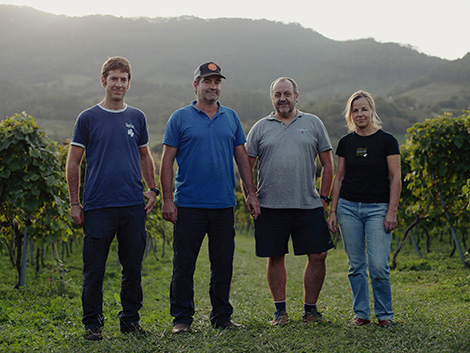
[{"left": 0, "top": 234, "right": 469, "bottom": 352}]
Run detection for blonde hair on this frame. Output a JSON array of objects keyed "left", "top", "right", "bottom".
[{"left": 344, "top": 90, "right": 382, "bottom": 133}]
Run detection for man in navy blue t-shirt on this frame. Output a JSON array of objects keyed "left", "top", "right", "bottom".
[
  {"left": 66, "top": 57, "right": 158, "bottom": 341},
  {"left": 160, "top": 62, "right": 260, "bottom": 333}
]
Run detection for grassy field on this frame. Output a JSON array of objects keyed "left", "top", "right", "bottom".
[{"left": 0, "top": 232, "right": 469, "bottom": 353}]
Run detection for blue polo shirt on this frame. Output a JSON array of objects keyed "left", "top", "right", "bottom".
[
  {"left": 71, "top": 104, "right": 149, "bottom": 211},
  {"left": 163, "top": 101, "right": 246, "bottom": 208}
]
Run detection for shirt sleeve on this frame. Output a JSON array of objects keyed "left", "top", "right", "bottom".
[
  {"left": 315, "top": 118, "right": 333, "bottom": 153},
  {"left": 162, "top": 112, "right": 180, "bottom": 148},
  {"left": 233, "top": 111, "right": 247, "bottom": 147},
  {"left": 245, "top": 121, "right": 260, "bottom": 157},
  {"left": 336, "top": 135, "right": 347, "bottom": 157},
  {"left": 70, "top": 111, "right": 89, "bottom": 149},
  {"left": 385, "top": 133, "right": 400, "bottom": 156},
  {"left": 138, "top": 110, "right": 149, "bottom": 148}
]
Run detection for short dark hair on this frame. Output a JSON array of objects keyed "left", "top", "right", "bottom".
[
  {"left": 270, "top": 77, "right": 299, "bottom": 97},
  {"left": 101, "top": 56, "right": 132, "bottom": 81}
]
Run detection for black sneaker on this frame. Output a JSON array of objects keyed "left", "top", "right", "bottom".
[
  {"left": 120, "top": 322, "right": 150, "bottom": 336},
  {"left": 85, "top": 326, "right": 103, "bottom": 341}
]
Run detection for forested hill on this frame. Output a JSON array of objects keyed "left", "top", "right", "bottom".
[{"left": 1, "top": 5, "right": 469, "bottom": 146}]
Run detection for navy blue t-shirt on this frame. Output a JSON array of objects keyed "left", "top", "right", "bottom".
[
  {"left": 71, "top": 104, "right": 149, "bottom": 211},
  {"left": 336, "top": 130, "right": 400, "bottom": 203}
]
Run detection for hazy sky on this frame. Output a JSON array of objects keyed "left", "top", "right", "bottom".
[{"left": 2, "top": 0, "right": 469, "bottom": 60}]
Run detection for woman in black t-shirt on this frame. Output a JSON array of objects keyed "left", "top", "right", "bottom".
[{"left": 328, "top": 90, "right": 401, "bottom": 328}]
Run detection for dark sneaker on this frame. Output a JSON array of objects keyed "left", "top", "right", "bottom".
[
  {"left": 378, "top": 319, "right": 394, "bottom": 327},
  {"left": 350, "top": 318, "right": 371, "bottom": 326},
  {"left": 85, "top": 326, "right": 103, "bottom": 341},
  {"left": 120, "top": 322, "right": 150, "bottom": 336},
  {"left": 302, "top": 308, "right": 331, "bottom": 323},
  {"left": 270, "top": 310, "right": 289, "bottom": 326},
  {"left": 172, "top": 323, "right": 191, "bottom": 334},
  {"left": 214, "top": 320, "right": 241, "bottom": 329}
]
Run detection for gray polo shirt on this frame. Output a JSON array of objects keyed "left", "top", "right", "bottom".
[{"left": 246, "top": 110, "right": 332, "bottom": 209}]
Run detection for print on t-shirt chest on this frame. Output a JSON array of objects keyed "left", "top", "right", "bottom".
[
  {"left": 90, "top": 118, "right": 140, "bottom": 143},
  {"left": 353, "top": 142, "right": 384, "bottom": 160},
  {"left": 356, "top": 147, "right": 368, "bottom": 158},
  {"left": 125, "top": 122, "right": 137, "bottom": 138},
  {"left": 350, "top": 142, "right": 386, "bottom": 169}
]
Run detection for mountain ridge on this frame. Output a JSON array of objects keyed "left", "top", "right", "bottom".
[{"left": 1, "top": 5, "right": 469, "bottom": 144}]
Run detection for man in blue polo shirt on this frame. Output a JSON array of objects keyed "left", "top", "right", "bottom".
[
  {"left": 66, "top": 56, "right": 158, "bottom": 340},
  {"left": 160, "top": 62, "right": 260, "bottom": 334}
]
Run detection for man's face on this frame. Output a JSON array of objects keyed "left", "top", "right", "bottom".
[
  {"left": 194, "top": 76, "right": 222, "bottom": 104},
  {"left": 101, "top": 70, "right": 130, "bottom": 102},
  {"left": 271, "top": 80, "right": 298, "bottom": 118}
]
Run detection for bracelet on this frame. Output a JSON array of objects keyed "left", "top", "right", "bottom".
[
  {"left": 70, "top": 202, "right": 80, "bottom": 206},
  {"left": 329, "top": 210, "right": 336, "bottom": 213}
]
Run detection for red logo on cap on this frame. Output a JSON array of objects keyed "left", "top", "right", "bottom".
[{"left": 208, "top": 63, "right": 218, "bottom": 71}]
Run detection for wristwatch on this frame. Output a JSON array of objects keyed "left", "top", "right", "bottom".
[
  {"left": 320, "top": 195, "right": 331, "bottom": 203},
  {"left": 149, "top": 187, "right": 160, "bottom": 196}
]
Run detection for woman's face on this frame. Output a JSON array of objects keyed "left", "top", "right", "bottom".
[{"left": 351, "top": 97, "right": 373, "bottom": 130}]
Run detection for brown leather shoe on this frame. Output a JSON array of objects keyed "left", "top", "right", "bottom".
[
  {"left": 121, "top": 322, "right": 150, "bottom": 336},
  {"left": 214, "top": 320, "right": 241, "bottom": 329},
  {"left": 302, "top": 309, "right": 331, "bottom": 323},
  {"left": 172, "top": 323, "right": 190, "bottom": 334},
  {"left": 270, "top": 311, "right": 289, "bottom": 326}
]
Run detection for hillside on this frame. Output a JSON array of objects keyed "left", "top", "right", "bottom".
[{"left": 1, "top": 5, "right": 469, "bottom": 145}]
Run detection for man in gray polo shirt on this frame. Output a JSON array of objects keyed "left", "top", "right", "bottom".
[{"left": 244, "top": 77, "right": 334, "bottom": 326}]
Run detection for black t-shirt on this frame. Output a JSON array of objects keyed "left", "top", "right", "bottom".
[{"left": 336, "top": 130, "right": 400, "bottom": 203}]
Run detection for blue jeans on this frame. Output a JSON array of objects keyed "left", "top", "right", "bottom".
[
  {"left": 337, "top": 198, "right": 393, "bottom": 321},
  {"left": 170, "top": 207, "right": 235, "bottom": 326}
]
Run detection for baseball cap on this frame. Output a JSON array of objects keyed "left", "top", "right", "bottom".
[{"left": 193, "top": 62, "right": 226, "bottom": 81}]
